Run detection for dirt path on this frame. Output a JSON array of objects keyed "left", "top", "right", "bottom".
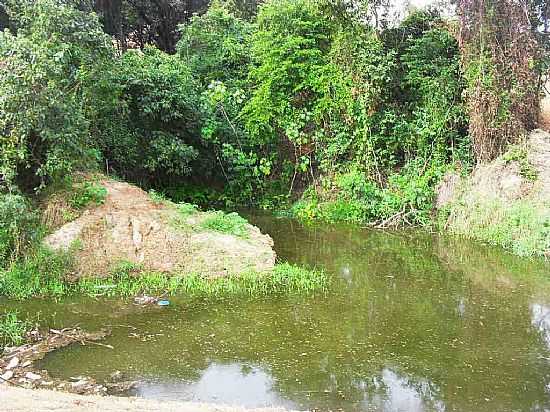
[{"left": 0, "top": 386, "right": 294, "bottom": 412}]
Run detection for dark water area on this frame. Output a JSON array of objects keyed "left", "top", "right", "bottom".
[{"left": 4, "top": 214, "right": 550, "bottom": 411}]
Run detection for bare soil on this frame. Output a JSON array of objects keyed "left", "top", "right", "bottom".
[
  {"left": 43, "top": 179, "right": 276, "bottom": 277},
  {"left": 0, "top": 386, "right": 293, "bottom": 412}
]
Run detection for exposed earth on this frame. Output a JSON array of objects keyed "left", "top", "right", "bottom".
[
  {"left": 43, "top": 179, "right": 276, "bottom": 277},
  {"left": 0, "top": 386, "right": 293, "bottom": 412}
]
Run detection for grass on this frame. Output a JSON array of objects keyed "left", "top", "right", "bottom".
[
  {"left": 445, "top": 197, "right": 550, "bottom": 258},
  {"left": 0, "top": 311, "right": 31, "bottom": 348},
  {"left": 0, "top": 251, "right": 328, "bottom": 300},
  {"left": 76, "top": 262, "right": 328, "bottom": 298},
  {"left": 201, "top": 211, "right": 249, "bottom": 238},
  {"left": 69, "top": 181, "right": 107, "bottom": 210}
]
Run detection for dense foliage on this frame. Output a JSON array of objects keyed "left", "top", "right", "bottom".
[{"left": 0, "top": 0, "right": 547, "bottom": 267}]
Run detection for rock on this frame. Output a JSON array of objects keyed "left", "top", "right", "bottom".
[
  {"left": 21, "top": 361, "right": 32, "bottom": 368},
  {"left": 0, "top": 370, "right": 14, "bottom": 382},
  {"left": 109, "top": 370, "right": 123, "bottom": 382},
  {"left": 5, "top": 357, "right": 19, "bottom": 370},
  {"left": 24, "top": 372, "right": 41, "bottom": 381}
]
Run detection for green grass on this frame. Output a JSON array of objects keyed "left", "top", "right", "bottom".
[
  {"left": 76, "top": 262, "right": 328, "bottom": 298},
  {"left": 69, "top": 182, "right": 107, "bottom": 209},
  {"left": 0, "top": 247, "right": 75, "bottom": 299},
  {"left": 0, "top": 251, "right": 328, "bottom": 300},
  {"left": 0, "top": 311, "right": 31, "bottom": 348},
  {"left": 201, "top": 211, "right": 249, "bottom": 238},
  {"left": 446, "top": 197, "right": 550, "bottom": 258}
]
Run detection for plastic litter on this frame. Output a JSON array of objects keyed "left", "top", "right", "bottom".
[{"left": 157, "top": 300, "right": 170, "bottom": 306}]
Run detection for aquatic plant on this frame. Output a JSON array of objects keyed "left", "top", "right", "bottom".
[
  {"left": 0, "top": 311, "right": 30, "bottom": 348},
  {"left": 77, "top": 262, "right": 327, "bottom": 298}
]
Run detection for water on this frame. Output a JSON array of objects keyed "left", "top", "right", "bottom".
[{"left": 5, "top": 215, "right": 550, "bottom": 411}]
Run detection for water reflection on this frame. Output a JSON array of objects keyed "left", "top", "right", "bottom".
[
  {"left": 134, "top": 362, "right": 298, "bottom": 409},
  {"left": 531, "top": 303, "right": 550, "bottom": 350},
  {"left": 26, "top": 216, "right": 550, "bottom": 411},
  {"left": 359, "top": 368, "right": 446, "bottom": 412}
]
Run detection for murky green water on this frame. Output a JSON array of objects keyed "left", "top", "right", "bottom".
[{"left": 4, "top": 215, "right": 550, "bottom": 411}]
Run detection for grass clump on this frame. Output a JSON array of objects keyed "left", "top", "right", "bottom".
[
  {"left": 445, "top": 197, "right": 550, "bottom": 257},
  {"left": 69, "top": 182, "right": 107, "bottom": 210},
  {"left": 0, "top": 247, "right": 75, "bottom": 300},
  {"left": 0, "top": 311, "right": 31, "bottom": 348},
  {"left": 0, "top": 255, "right": 327, "bottom": 300},
  {"left": 77, "top": 262, "right": 327, "bottom": 298},
  {"left": 201, "top": 211, "right": 249, "bottom": 238}
]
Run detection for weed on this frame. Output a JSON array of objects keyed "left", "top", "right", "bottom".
[
  {"left": 502, "top": 145, "right": 538, "bottom": 181},
  {"left": 0, "top": 311, "right": 31, "bottom": 348},
  {"left": 149, "top": 189, "right": 168, "bottom": 204},
  {"left": 201, "top": 211, "right": 249, "bottom": 238},
  {"left": 69, "top": 182, "right": 107, "bottom": 209},
  {"left": 177, "top": 202, "right": 199, "bottom": 217}
]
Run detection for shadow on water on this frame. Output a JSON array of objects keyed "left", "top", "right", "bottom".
[{"left": 4, "top": 213, "right": 550, "bottom": 411}]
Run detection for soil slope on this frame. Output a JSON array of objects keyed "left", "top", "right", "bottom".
[
  {"left": 437, "top": 129, "right": 550, "bottom": 257},
  {"left": 43, "top": 179, "right": 276, "bottom": 277}
]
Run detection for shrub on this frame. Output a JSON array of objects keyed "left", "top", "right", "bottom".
[
  {"left": 97, "top": 47, "right": 201, "bottom": 186},
  {"left": 0, "top": 193, "right": 40, "bottom": 267},
  {"left": 0, "top": 0, "right": 114, "bottom": 192}
]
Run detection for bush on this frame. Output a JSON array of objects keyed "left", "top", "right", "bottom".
[
  {"left": 0, "top": 193, "right": 40, "bottom": 267},
  {"left": 97, "top": 47, "right": 201, "bottom": 186},
  {"left": 0, "top": 0, "right": 114, "bottom": 192}
]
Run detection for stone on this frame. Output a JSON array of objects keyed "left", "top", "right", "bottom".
[
  {"left": 24, "top": 372, "right": 42, "bottom": 381},
  {"left": 0, "top": 370, "right": 14, "bottom": 383},
  {"left": 5, "top": 357, "right": 19, "bottom": 370}
]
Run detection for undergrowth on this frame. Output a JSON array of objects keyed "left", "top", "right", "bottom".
[
  {"left": 445, "top": 198, "right": 550, "bottom": 258},
  {"left": 0, "top": 311, "right": 31, "bottom": 348},
  {"left": 0, "top": 251, "right": 327, "bottom": 300},
  {"left": 201, "top": 211, "right": 250, "bottom": 238}
]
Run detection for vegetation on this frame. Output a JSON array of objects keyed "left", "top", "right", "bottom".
[
  {"left": 0, "top": 311, "right": 31, "bottom": 348},
  {"left": 0, "top": 254, "right": 327, "bottom": 300},
  {"left": 201, "top": 211, "right": 250, "bottom": 238},
  {"left": 0, "top": 0, "right": 548, "bottom": 268}
]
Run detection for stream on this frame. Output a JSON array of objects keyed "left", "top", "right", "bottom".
[{"left": 4, "top": 214, "right": 550, "bottom": 411}]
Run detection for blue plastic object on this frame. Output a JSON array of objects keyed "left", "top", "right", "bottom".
[{"left": 157, "top": 300, "right": 170, "bottom": 306}]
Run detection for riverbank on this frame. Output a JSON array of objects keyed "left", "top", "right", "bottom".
[{"left": 0, "top": 386, "right": 294, "bottom": 412}]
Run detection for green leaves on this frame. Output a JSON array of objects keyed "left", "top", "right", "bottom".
[{"left": 0, "top": 0, "right": 114, "bottom": 192}]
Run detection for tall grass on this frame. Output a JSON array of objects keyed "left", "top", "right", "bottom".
[
  {"left": 0, "top": 252, "right": 328, "bottom": 300},
  {"left": 445, "top": 197, "right": 550, "bottom": 258},
  {"left": 0, "top": 311, "right": 30, "bottom": 348},
  {"left": 77, "top": 262, "right": 328, "bottom": 298}
]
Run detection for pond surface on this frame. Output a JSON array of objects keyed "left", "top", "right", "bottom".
[{"left": 5, "top": 215, "right": 550, "bottom": 411}]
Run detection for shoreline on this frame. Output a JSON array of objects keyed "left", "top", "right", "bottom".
[{"left": 0, "top": 386, "right": 295, "bottom": 412}]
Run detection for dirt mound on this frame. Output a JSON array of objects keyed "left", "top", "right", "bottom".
[
  {"left": 437, "top": 129, "right": 550, "bottom": 207},
  {"left": 43, "top": 180, "right": 276, "bottom": 277}
]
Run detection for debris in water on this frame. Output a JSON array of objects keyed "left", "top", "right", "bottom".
[
  {"left": 157, "top": 300, "right": 170, "bottom": 307},
  {"left": 5, "top": 357, "right": 19, "bottom": 370},
  {"left": 0, "top": 370, "right": 14, "bottom": 382},
  {"left": 134, "top": 295, "right": 157, "bottom": 305}
]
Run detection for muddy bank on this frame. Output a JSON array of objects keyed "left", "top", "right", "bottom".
[
  {"left": 43, "top": 178, "right": 276, "bottom": 277},
  {"left": 0, "top": 386, "right": 294, "bottom": 412}
]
